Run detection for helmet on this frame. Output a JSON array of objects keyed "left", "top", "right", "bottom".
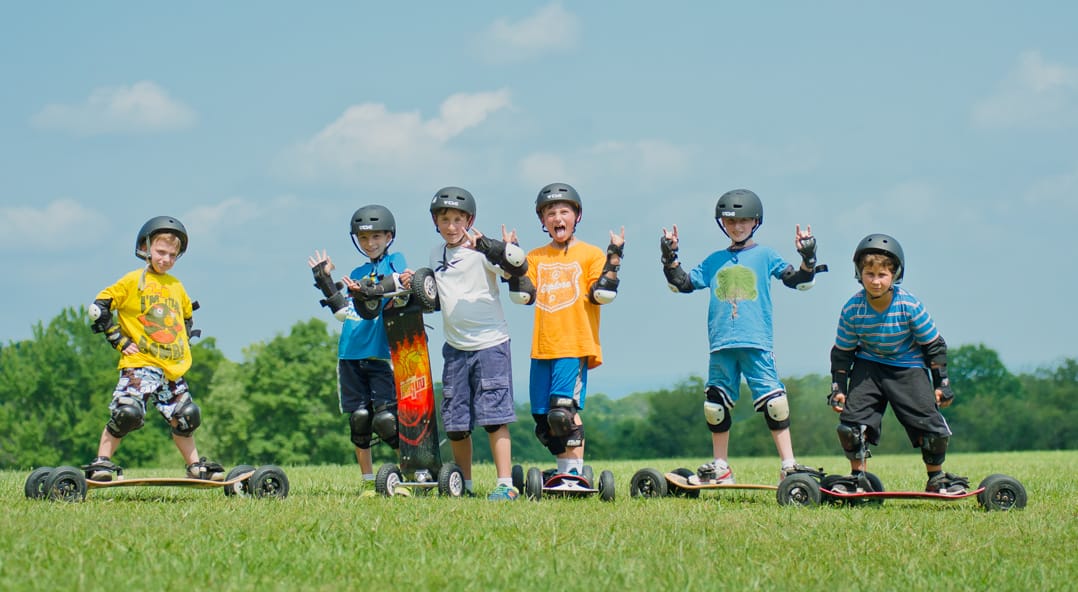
[
  {"left": 853, "top": 233, "right": 904, "bottom": 283},
  {"left": 350, "top": 205, "right": 396, "bottom": 236},
  {"left": 135, "top": 216, "right": 188, "bottom": 261},
  {"left": 535, "top": 183, "right": 582, "bottom": 216},
  {"left": 429, "top": 187, "right": 476, "bottom": 219},
  {"left": 715, "top": 189, "right": 763, "bottom": 225}
]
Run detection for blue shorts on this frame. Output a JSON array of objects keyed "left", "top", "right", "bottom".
[
  {"left": 338, "top": 358, "right": 396, "bottom": 414},
  {"left": 707, "top": 348, "right": 785, "bottom": 410},
  {"left": 529, "top": 357, "right": 588, "bottom": 414},
  {"left": 110, "top": 366, "right": 192, "bottom": 422},
  {"left": 440, "top": 341, "right": 516, "bottom": 432}
]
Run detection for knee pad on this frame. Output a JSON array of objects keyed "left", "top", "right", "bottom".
[
  {"left": 563, "top": 423, "right": 584, "bottom": 449},
  {"left": 372, "top": 404, "right": 399, "bottom": 449},
  {"left": 171, "top": 400, "right": 201, "bottom": 437},
  {"left": 106, "top": 397, "right": 144, "bottom": 438},
  {"left": 349, "top": 407, "right": 373, "bottom": 449},
  {"left": 921, "top": 435, "right": 949, "bottom": 466},
  {"left": 547, "top": 397, "right": 577, "bottom": 437},
  {"left": 704, "top": 386, "right": 732, "bottom": 433},
  {"left": 760, "top": 394, "right": 791, "bottom": 430},
  {"left": 483, "top": 424, "right": 503, "bottom": 434},
  {"left": 446, "top": 430, "right": 471, "bottom": 441},
  {"left": 837, "top": 423, "right": 869, "bottom": 460},
  {"left": 533, "top": 414, "right": 566, "bottom": 456}
]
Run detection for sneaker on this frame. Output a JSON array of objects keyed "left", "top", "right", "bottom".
[
  {"left": 186, "top": 457, "right": 226, "bottom": 481},
  {"left": 695, "top": 461, "right": 735, "bottom": 485},
  {"left": 926, "top": 472, "right": 969, "bottom": 495},
  {"left": 778, "top": 463, "right": 818, "bottom": 484},
  {"left": 83, "top": 456, "right": 122, "bottom": 482},
  {"left": 487, "top": 484, "right": 519, "bottom": 501}
]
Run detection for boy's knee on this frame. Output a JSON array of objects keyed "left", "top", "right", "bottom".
[
  {"left": 171, "top": 400, "right": 201, "bottom": 437},
  {"left": 704, "top": 386, "right": 732, "bottom": 433},
  {"left": 759, "top": 393, "right": 790, "bottom": 430},
  {"left": 920, "top": 435, "right": 949, "bottom": 465}
]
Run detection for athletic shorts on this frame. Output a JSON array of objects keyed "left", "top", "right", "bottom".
[
  {"left": 529, "top": 357, "right": 588, "bottom": 414},
  {"left": 338, "top": 358, "right": 396, "bottom": 414},
  {"left": 440, "top": 341, "right": 516, "bottom": 432},
  {"left": 840, "top": 358, "right": 952, "bottom": 446},
  {"left": 109, "top": 366, "right": 192, "bottom": 422},
  {"left": 707, "top": 348, "right": 785, "bottom": 409}
]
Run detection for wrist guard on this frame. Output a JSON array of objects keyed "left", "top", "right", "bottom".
[
  {"left": 797, "top": 235, "right": 817, "bottom": 268},
  {"left": 660, "top": 236, "right": 678, "bottom": 266},
  {"left": 931, "top": 365, "right": 954, "bottom": 404},
  {"left": 104, "top": 325, "right": 134, "bottom": 352},
  {"left": 312, "top": 261, "right": 348, "bottom": 319}
]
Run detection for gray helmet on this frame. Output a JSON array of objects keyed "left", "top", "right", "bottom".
[
  {"left": 350, "top": 205, "right": 396, "bottom": 236},
  {"left": 135, "top": 216, "right": 188, "bottom": 261},
  {"left": 715, "top": 189, "right": 763, "bottom": 225},
  {"left": 535, "top": 182, "right": 582, "bottom": 216},
  {"left": 429, "top": 186, "right": 477, "bottom": 219},
  {"left": 853, "top": 233, "right": 904, "bottom": 283}
]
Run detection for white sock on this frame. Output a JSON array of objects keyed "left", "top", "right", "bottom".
[
  {"left": 781, "top": 459, "right": 797, "bottom": 469},
  {"left": 713, "top": 459, "right": 728, "bottom": 469},
  {"left": 556, "top": 459, "right": 569, "bottom": 473},
  {"left": 567, "top": 459, "right": 584, "bottom": 474},
  {"left": 464, "top": 479, "right": 473, "bottom": 492},
  {"left": 497, "top": 477, "right": 513, "bottom": 487},
  {"left": 362, "top": 473, "right": 375, "bottom": 482}
]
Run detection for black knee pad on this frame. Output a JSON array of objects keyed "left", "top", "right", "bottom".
[
  {"left": 547, "top": 397, "right": 576, "bottom": 437},
  {"left": 837, "top": 423, "right": 869, "bottom": 460},
  {"left": 921, "top": 435, "right": 949, "bottom": 466},
  {"left": 482, "top": 424, "right": 503, "bottom": 434},
  {"left": 106, "top": 397, "right": 144, "bottom": 438},
  {"left": 171, "top": 400, "right": 201, "bottom": 437},
  {"left": 533, "top": 414, "right": 566, "bottom": 456},
  {"left": 349, "top": 407, "right": 373, "bottom": 449},
  {"left": 372, "top": 404, "right": 399, "bottom": 449},
  {"left": 704, "top": 386, "right": 732, "bottom": 433},
  {"left": 446, "top": 430, "right": 471, "bottom": 441},
  {"left": 564, "top": 423, "right": 584, "bottom": 449}
]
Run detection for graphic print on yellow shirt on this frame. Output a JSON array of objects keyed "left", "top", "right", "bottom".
[{"left": 536, "top": 261, "right": 583, "bottom": 313}]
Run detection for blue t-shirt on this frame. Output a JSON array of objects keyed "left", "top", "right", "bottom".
[
  {"left": 834, "top": 285, "right": 940, "bottom": 369},
  {"left": 688, "top": 244, "right": 790, "bottom": 352},
  {"left": 338, "top": 252, "right": 407, "bottom": 360}
]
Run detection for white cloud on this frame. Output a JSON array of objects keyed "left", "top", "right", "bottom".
[
  {"left": 0, "top": 199, "right": 109, "bottom": 250},
  {"left": 476, "top": 2, "right": 580, "bottom": 63},
  {"left": 519, "top": 139, "right": 691, "bottom": 190},
  {"left": 288, "top": 90, "right": 511, "bottom": 181},
  {"left": 972, "top": 51, "right": 1078, "bottom": 130},
  {"left": 31, "top": 81, "right": 197, "bottom": 135}
]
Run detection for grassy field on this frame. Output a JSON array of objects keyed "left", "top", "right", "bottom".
[{"left": 1, "top": 450, "right": 1074, "bottom": 591}]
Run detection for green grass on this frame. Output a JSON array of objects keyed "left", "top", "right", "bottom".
[{"left": 2, "top": 451, "right": 1075, "bottom": 591}]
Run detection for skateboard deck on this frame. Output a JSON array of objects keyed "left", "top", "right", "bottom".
[
  {"left": 382, "top": 299, "right": 440, "bottom": 476},
  {"left": 87, "top": 471, "right": 255, "bottom": 490},
  {"left": 665, "top": 471, "right": 777, "bottom": 491},
  {"left": 821, "top": 486, "right": 986, "bottom": 501}
]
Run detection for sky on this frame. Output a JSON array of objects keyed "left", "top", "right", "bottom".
[{"left": 3, "top": 2, "right": 1077, "bottom": 400}]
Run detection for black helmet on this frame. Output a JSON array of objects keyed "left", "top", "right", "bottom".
[
  {"left": 429, "top": 186, "right": 477, "bottom": 219},
  {"left": 715, "top": 189, "right": 763, "bottom": 225},
  {"left": 535, "top": 183, "right": 582, "bottom": 216},
  {"left": 853, "top": 233, "right": 904, "bottom": 283},
  {"left": 135, "top": 216, "right": 188, "bottom": 261},
  {"left": 350, "top": 205, "right": 396, "bottom": 236}
]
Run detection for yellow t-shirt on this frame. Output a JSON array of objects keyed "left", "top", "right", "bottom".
[
  {"left": 526, "top": 240, "right": 605, "bottom": 369},
  {"left": 96, "top": 268, "right": 194, "bottom": 381}
]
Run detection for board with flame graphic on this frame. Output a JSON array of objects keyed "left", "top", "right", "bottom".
[{"left": 383, "top": 300, "right": 441, "bottom": 475}]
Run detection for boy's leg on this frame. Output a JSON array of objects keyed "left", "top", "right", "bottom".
[
  {"left": 547, "top": 358, "right": 587, "bottom": 473},
  {"left": 839, "top": 361, "right": 886, "bottom": 476},
  {"left": 487, "top": 425, "right": 512, "bottom": 481},
  {"left": 441, "top": 343, "right": 478, "bottom": 490},
  {"left": 172, "top": 434, "right": 200, "bottom": 466},
  {"left": 471, "top": 341, "right": 516, "bottom": 486}
]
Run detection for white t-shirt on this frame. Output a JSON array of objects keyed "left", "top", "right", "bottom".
[{"left": 429, "top": 244, "right": 511, "bottom": 351}]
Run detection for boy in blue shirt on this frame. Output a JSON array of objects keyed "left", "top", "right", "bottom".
[
  {"left": 828, "top": 233, "right": 968, "bottom": 494},
  {"left": 308, "top": 205, "right": 405, "bottom": 489},
  {"left": 661, "top": 189, "right": 822, "bottom": 484}
]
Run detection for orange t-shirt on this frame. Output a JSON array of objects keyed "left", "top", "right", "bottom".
[{"left": 525, "top": 240, "right": 605, "bottom": 369}]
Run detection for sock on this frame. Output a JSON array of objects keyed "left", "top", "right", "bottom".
[
  {"left": 556, "top": 459, "right": 569, "bottom": 473},
  {"left": 781, "top": 459, "right": 797, "bottom": 470},
  {"left": 464, "top": 479, "right": 473, "bottom": 492},
  {"left": 713, "top": 458, "right": 728, "bottom": 469},
  {"left": 362, "top": 474, "right": 374, "bottom": 482},
  {"left": 928, "top": 470, "right": 942, "bottom": 479},
  {"left": 497, "top": 477, "right": 513, "bottom": 487},
  {"left": 567, "top": 459, "right": 584, "bottom": 474}
]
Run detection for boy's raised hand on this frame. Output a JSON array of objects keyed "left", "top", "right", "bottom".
[
  {"left": 308, "top": 249, "right": 334, "bottom": 273},
  {"left": 661, "top": 225, "right": 679, "bottom": 265},
  {"left": 502, "top": 224, "right": 518, "bottom": 245},
  {"left": 610, "top": 226, "right": 626, "bottom": 249}
]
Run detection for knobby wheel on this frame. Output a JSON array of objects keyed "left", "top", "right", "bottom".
[
  {"left": 777, "top": 473, "right": 820, "bottom": 507},
  {"left": 223, "top": 464, "right": 256, "bottom": 497},
  {"left": 977, "top": 474, "right": 1027, "bottom": 511},
  {"left": 24, "top": 467, "right": 54, "bottom": 500},
  {"left": 629, "top": 468, "right": 668, "bottom": 498},
  {"left": 249, "top": 465, "right": 289, "bottom": 499}
]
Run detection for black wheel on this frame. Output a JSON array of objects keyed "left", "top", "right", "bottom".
[
  {"left": 375, "top": 463, "right": 403, "bottom": 497},
  {"left": 438, "top": 463, "right": 465, "bottom": 497},
  {"left": 525, "top": 467, "right": 543, "bottom": 501},
  {"left": 669, "top": 467, "right": 700, "bottom": 499},
  {"left": 820, "top": 474, "right": 853, "bottom": 506},
  {"left": 856, "top": 472, "right": 885, "bottom": 507},
  {"left": 511, "top": 464, "right": 524, "bottom": 493},
  {"left": 356, "top": 296, "right": 383, "bottom": 320},
  {"left": 45, "top": 466, "right": 87, "bottom": 502},
  {"left": 223, "top": 464, "right": 256, "bottom": 497},
  {"left": 629, "top": 467, "right": 668, "bottom": 498},
  {"left": 582, "top": 464, "right": 595, "bottom": 487},
  {"left": 24, "top": 467, "right": 54, "bottom": 500},
  {"left": 777, "top": 473, "right": 821, "bottom": 507},
  {"left": 977, "top": 474, "right": 1027, "bottom": 511},
  {"left": 249, "top": 465, "right": 289, "bottom": 499},
  {"left": 598, "top": 470, "right": 616, "bottom": 502},
  {"left": 410, "top": 267, "right": 439, "bottom": 312}
]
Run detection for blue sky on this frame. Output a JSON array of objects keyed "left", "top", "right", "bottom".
[{"left": 3, "top": 2, "right": 1077, "bottom": 399}]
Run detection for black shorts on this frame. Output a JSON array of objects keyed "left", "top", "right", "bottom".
[
  {"left": 338, "top": 358, "right": 396, "bottom": 414},
  {"left": 839, "top": 359, "right": 952, "bottom": 447}
]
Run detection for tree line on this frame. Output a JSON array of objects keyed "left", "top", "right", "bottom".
[{"left": 2, "top": 307, "right": 1074, "bottom": 470}]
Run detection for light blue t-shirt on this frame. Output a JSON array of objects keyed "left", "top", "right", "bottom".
[
  {"left": 688, "top": 244, "right": 790, "bottom": 352},
  {"left": 835, "top": 285, "right": 940, "bottom": 369},
  {"left": 338, "top": 252, "right": 407, "bottom": 360}
]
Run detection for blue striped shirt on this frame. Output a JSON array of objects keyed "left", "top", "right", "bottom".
[{"left": 835, "top": 286, "right": 939, "bottom": 369}]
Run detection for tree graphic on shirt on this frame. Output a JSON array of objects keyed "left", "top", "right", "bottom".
[{"left": 714, "top": 265, "right": 757, "bottom": 319}]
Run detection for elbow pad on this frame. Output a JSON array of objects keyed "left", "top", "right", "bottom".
[
  {"left": 89, "top": 299, "right": 113, "bottom": 333},
  {"left": 664, "top": 264, "right": 694, "bottom": 293},
  {"left": 508, "top": 275, "right": 535, "bottom": 305},
  {"left": 921, "top": 336, "right": 948, "bottom": 367},
  {"left": 590, "top": 275, "right": 619, "bottom": 305},
  {"left": 781, "top": 264, "right": 816, "bottom": 290},
  {"left": 830, "top": 346, "right": 856, "bottom": 375},
  {"left": 475, "top": 236, "right": 528, "bottom": 277}
]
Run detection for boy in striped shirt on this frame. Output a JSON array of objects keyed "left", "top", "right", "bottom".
[{"left": 828, "top": 234, "right": 968, "bottom": 495}]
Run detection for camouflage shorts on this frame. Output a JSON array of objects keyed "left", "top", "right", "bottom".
[{"left": 110, "top": 367, "right": 192, "bottom": 422}]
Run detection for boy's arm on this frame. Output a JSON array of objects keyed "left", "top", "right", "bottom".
[
  {"left": 781, "top": 226, "right": 828, "bottom": 290},
  {"left": 472, "top": 226, "right": 528, "bottom": 277},
  {"left": 828, "top": 345, "right": 857, "bottom": 411},
  {"left": 89, "top": 298, "right": 136, "bottom": 352},
  {"left": 309, "top": 253, "right": 350, "bottom": 321},
  {"left": 589, "top": 227, "right": 624, "bottom": 305},
  {"left": 921, "top": 336, "right": 955, "bottom": 407},
  {"left": 660, "top": 226, "right": 694, "bottom": 293}
]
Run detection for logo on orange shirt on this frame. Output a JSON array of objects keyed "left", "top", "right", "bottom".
[{"left": 536, "top": 261, "right": 582, "bottom": 313}]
